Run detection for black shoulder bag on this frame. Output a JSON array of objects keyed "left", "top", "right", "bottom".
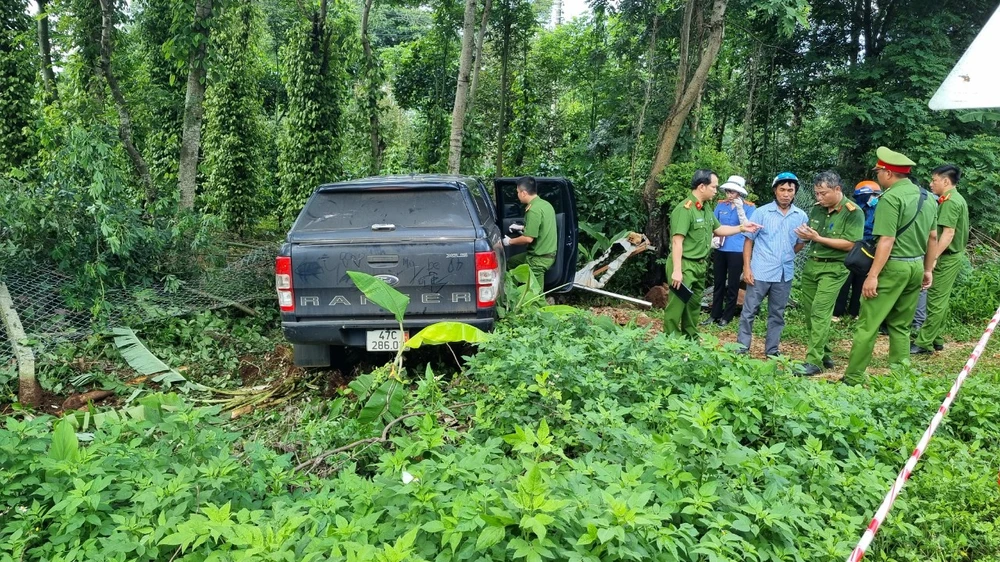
[{"left": 844, "top": 189, "right": 928, "bottom": 276}]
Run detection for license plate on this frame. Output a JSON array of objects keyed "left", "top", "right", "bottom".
[{"left": 366, "top": 329, "right": 407, "bottom": 352}]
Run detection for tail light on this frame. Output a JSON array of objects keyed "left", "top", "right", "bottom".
[
  {"left": 475, "top": 251, "right": 501, "bottom": 307},
  {"left": 275, "top": 256, "right": 294, "bottom": 312}
]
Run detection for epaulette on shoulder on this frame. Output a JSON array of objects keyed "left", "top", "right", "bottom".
[
  {"left": 845, "top": 201, "right": 858, "bottom": 212},
  {"left": 684, "top": 200, "right": 693, "bottom": 210}
]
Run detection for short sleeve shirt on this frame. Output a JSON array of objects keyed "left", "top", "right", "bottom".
[
  {"left": 714, "top": 201, "right": 755, "bottom": 253},
  {"left": 524, "top": 196, "right": 557, "bottom": 257},
  {"left": 935, "top": 188, "right": 969, "bottom": 254},
  {"left": 670, "top": 193, "right": 721, "bottom": 261},
  {"left": 744, "top": 202, "right": 808, "bottom": 282},
  {"left": 805, "top": 199, "right": 864, "bottom": 259},
  {"left": 871, "top": 180, "right": 938, "bottom": 258}
]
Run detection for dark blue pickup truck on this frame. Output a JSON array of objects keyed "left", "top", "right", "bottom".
[{"left": 275, "top": 175, "right": 577, "bottom": 366}]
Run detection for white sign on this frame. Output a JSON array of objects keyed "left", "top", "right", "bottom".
[{"left": 929, "top": 6, "right": 1000, "bottom": 110}]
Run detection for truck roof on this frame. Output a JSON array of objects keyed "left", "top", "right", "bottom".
[{"left": 315, "top": 174, "right": 479, "bottom": 192}]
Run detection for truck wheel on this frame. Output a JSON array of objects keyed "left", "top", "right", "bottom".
[{"left": 292, "top": 344, "right": 331, "bottom": 368}]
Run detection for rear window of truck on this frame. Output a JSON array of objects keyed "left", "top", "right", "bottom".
[{"left": 296, "top": 189, "right": 473, "bottom": 231}]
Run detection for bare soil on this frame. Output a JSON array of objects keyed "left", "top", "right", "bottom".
[{"left": 588, "top": 304, "right": 989, "bottom": 383}]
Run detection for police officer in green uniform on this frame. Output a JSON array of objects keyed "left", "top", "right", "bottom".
[
  {"left": 505, "top": 176, "right": 557, "bottom": 291},
  {"left": 664, "top": 169, "right": 761, "bottom": 338},
  {"left": 793, "top": 171, "right": 864, "bottom": 376},
  {"left": 912, "top": 164, "right": 969, "bottom": 355},
  {"left": 843, "top": 148, "right": 938, "bottom": 385}
]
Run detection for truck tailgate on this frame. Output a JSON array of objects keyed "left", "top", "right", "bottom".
[{"left": 289, "top": 235, "right": 480, "bottom": 319}]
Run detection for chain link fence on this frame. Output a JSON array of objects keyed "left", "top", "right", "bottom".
[{"left": 0, "top": 244, "right": 279, "bottom": 367}]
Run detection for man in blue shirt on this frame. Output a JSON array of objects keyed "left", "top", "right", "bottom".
[
  {"left": 704, "top": 175, "right": 755, "bottom": 327},
  {"left": 736, "top": 172, "right": 808, "bottom": 357}
]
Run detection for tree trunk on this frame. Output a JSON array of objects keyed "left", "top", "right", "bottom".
[
  {"left": 37, "top": 0, "right": 58, "bottom": 102},
  {"left": 178, "top": 0, "right": 213, "bottom": 211},
  {"left": 641, "top": 0, "right": 728, "bottom": 266},
  {"left": 447, "top": 0, "right": 478, "bottom": 174},
  {"left": 495, "top": 17, "right": 512, "bottom": 177},
  {"left": 96, "top": 0, "right": 155, "bottom": 204},
  {"left": 466, "top": 0, "right": 492, "bottom": 117},
  {"left": 361, "top": 0, "right": 382, "bottom": 174},
  {"left": 629, "top": 14, "right": 658, "bottom": 187}
]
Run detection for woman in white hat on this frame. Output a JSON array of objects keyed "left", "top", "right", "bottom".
[{"left": 704, "top": 175, "right": 754, "bottom": 327}]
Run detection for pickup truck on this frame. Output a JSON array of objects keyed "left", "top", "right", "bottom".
[{"left": 275, "top": 175, "right": 578, "bottom": 367}]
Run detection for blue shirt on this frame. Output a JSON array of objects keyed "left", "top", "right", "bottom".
[
  {"left": 714, "top": 200, "right": 755, "bottom": 253},
  {"left": 745, "top": 202, "right": 808, "bottom": 283}
]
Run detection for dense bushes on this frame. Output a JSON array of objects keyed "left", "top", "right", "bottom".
[{"left": 3, "top": 308, "right": 1000, "bottom": 561}]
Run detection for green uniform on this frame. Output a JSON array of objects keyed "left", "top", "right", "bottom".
[
  {"left": 914, "top": 188, "right": 970, "bottom": 350},
  {"left": 800, "top": 198, "right": 864, "bottom": 367},
  {"left": 664, "top": 193, "right": 721, "bottom": 338},
  {"left": 507, "top": 195, "right": 557, "bottom": 290},
  {"left": 844, "top": 178, "right": 938, "bottom": 384}
]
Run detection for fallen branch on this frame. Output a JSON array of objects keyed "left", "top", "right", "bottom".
[
  {"left": 294, "top": 411, "right": 426, "bottom": 473},
  {"left": 184, "top": 286, "right": 258, "bottom": 316}
]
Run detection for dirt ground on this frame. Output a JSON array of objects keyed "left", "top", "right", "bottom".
[{"left": 588, "top": 304, "right": 989, "bottom": 383}]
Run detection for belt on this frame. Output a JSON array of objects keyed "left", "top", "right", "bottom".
[
  {"left": 808, "top": 256, "right": 841, "bottom": 263},
  {"left": 889, "top": 256, "right": 923, "bottom": 262}
]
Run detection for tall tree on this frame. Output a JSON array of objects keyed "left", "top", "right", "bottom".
[
  {"left": 446, "top": 0, "right": 478, "bottom": 173},
  {"left": 641, "top": 0, "right": 727, "bottom": 253},
  {"left": 466, "top": 0, "right": 492, "bottom": 117},
  {"left": 0, "top": 0, "right": 35, "bottom": 172},
  {"left": 277, "top": 0, "right": 351, "bottom": 219},
  {"left": 96, "top": 0, "right": 156, "bottom": 202},
  {"left": 361, "top": 0, "right": 384, "bottom": 174},
  {"left": 202, "top": 0, "right": 265, "bottom": 234},
  {"left": 178, "top": 0, "right": 214, "bottom": 210},
  {"left": 36, "top": 0, "right": 58, "bottom": 102}
]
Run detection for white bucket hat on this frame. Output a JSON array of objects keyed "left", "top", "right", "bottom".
[{"left": 720, "top": 175, "right": 748, "bottom": 196}]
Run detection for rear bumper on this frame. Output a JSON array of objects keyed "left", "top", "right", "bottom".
[{"left": 282, "top": 315, "right": 495, "bottom": 347}]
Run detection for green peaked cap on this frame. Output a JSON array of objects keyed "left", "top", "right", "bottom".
[{"left": 875, "top": 146, "right": 916, "bottom": 167}]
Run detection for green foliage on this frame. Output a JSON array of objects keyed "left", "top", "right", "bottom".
[
  {"left": 277, "top": 8, "right": 355, "bottom": 222},
  {"left": 948, "top": 254, "right": 1000, "bottom": 328},
  {"left": 0, "top": 0, "right": 36, "bottom": 172},
  {"left": 656, "top": 146, "right": 735, "bottom": 206},
  {"left": 202, "top": 0, "right": 268, "bottom": 235},
  {"left": 0, "top": 123, "right": 223, "bottom": 305},
  {"left": 6, "top": 312, "right": 1000, "bottom": 561}
]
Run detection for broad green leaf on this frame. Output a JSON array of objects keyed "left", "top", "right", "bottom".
[
  {"left": 112, "top": 327, "right": 185, "bottom": 382},
  {"left": 404, "top": 322, "right": 488, "bottom": 349},
  {"left": 348, "top": 373, "right": 375, "bottom": 397},
  {"left": 358, "top": 380, "right": 404, "bottom": 424},
  {"left": 476, "top": 526, "right": 505, "bottom": 551},
  {"left": 49, "top": 419, "right": 79, "bottom": 463},
  {"left": 347, "top": 271, "right": 409, "bottom": 324},
  {"left": 539, "top": 305, "right": 580, "bottom": 316}
]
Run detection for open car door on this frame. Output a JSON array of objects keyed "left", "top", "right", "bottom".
[{"left": 495, "top": 177, "right": 578, "bottom": 293}]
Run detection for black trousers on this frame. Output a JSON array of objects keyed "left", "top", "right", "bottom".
[
  {"left": 834, "top": 270, "right": 863, "bottom": 318},
  {"left": 711, "top": 251, "right": 743, "bottom": 322}
]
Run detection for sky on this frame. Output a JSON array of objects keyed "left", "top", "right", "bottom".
[{"left": 551, "top": 0, "right": 591, "bottom": 25}]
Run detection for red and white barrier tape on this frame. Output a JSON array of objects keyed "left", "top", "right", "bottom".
[{"left": 847, "top": 302, "right": 1000, "bottom": 562}]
